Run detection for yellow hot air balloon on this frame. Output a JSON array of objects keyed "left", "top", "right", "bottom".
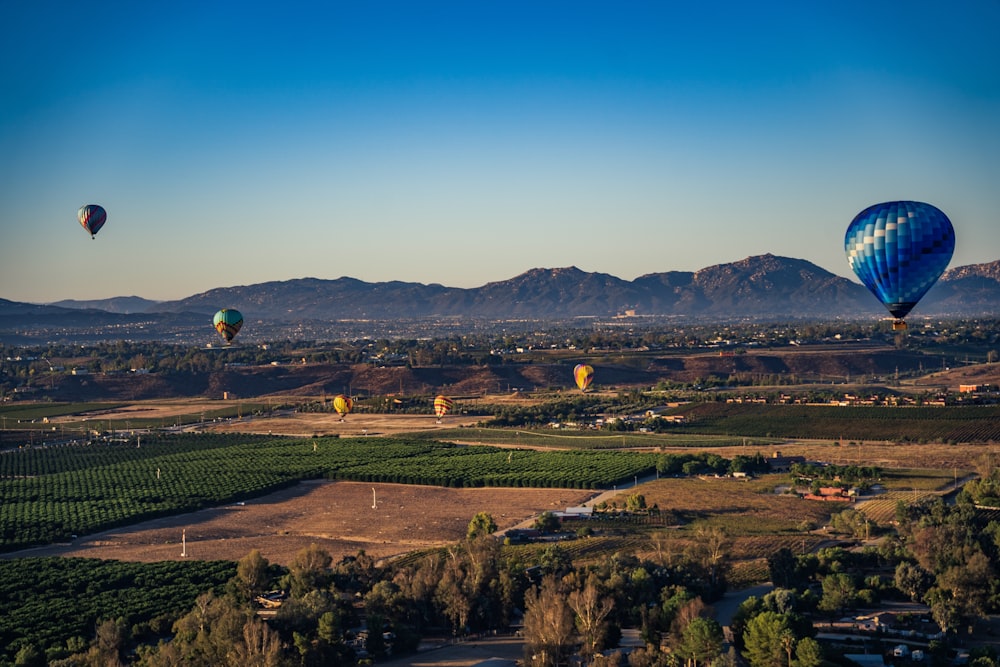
[
  {"left": 574, "top": 364, "right": 594, "bottom": 392},
  {"left": 333, "top": 394, "right": 353, "bottom": 421},
  {"left": 433, "top": 395, "right": 454, "bottom": 422}
]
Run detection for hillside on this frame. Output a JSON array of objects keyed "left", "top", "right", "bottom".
[
  {"left": 4, "top": 256, "right": 998, "bottom": 345},
  {"left": 28, "top": 347, "right": 942, "bottom": 402}
]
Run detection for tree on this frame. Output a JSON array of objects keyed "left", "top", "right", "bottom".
[
  {"left": 286, "top": 543, "right": 332, "bottom": 597},
  {"left": 626, "top": 494, "right": 647, "bottom": 512},
  {"left": 229, "top": 617, "right": 283, "bottom": 667},
  {"left": 686, "top": 525, "right": 729, "bottom": 596},
  {"left": 677, "top": 616, "right": 724, "bottom": 667},
  {"left": 12, "top": 644, "right": 44, "bottom": 667},
  {"left": 937, "top": 550, "right": 994, "bottom": 631},
  {"left": 535, "top": 511, "right": 561, "bottom": 533},
  {"left": 235, "top": 549, "right": 271, "bottom": 603},
  {"left": 435, "top": 553, "right": 473, "bottom": 635},
  {"left": 167, "top": 593, "right": 250, "bottom": 666},
  {"left": 742, "top": 611, "right": 790, "bottom": 667},
  {"left": 795, "top": 637, "right": 823, "bottom": 667},
  {"left": 467, "top": 512, "right": 498, "bottom": 540},
  {"left": 523, "top": 575, "right": 575, "bottom": 667},
  {"left": 767, "top": 548, "right": 800, "bottom": 590},
  {"left": 567, "top": 573, "right": 615, "bottom": 661},
  {"left": 817, "top": 573, "right": 856, "bottom": 617},
  {"left": 894, "top": 561, "right": 932, "bottom": 601},
  {"left": 92, "top": 618, "right": 126, "bottom": 667}
]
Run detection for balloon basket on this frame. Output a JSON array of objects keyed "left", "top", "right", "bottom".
[{"left": 892, "top": 320, "right": 908, "bottom": 331}]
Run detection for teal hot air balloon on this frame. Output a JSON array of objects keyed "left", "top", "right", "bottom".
[
  {"left": 212, "top": 309, "right": 244, "bottom": 344},
  {"left": 845, "top": 201, "right": 955, "bottom": 330}
]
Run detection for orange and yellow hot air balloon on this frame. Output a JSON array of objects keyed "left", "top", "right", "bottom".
[
  {"left": 573, "top": 364, "right": 594, "bottom": 392},
  {"left": 333, "top": 394, "right": 353, "bottom": 421},
  {"left": 433, "top": 395, "right": 454, "bottom": 422}
]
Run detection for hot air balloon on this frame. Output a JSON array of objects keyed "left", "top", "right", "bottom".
[
  {"left": 845, "top": 201, "right": 955, "bottom": 330},
  {"left": 574, "top": 364, "right": 594, "bottom": 392},
  {"left": 78, "top": 204, "right": 107, "bottom": 239},
  {"left": 333, "top": 394, "right": 353, "bottom": 421},
  {"left": 212, "top": 309, "right": 244, "bottom": 344},
  {"left": 433, "top": 395, "right": 454, "bottom": 422}
]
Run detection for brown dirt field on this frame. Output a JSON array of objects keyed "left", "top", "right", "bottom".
[
  {"left": 11, "top": 481, "right": 593, "bottom": 567},
  {"left": 49, "top": 398, "right": 251, "bottom": 423},
  {"left": 905, "top": 361, "right": 1000, "bottom": 389},
  {"left": 201, "top": 412, "right": 482, "bottom": 437}
]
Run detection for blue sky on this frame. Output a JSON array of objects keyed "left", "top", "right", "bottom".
[{"left": 2, "top": 1, "right": 998, "bottom": 302}]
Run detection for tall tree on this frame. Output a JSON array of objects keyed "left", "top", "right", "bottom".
[
  {"left": 567, "top": 573, "right": 615, "bottom": 661},
  {"left": 523, "top": 575, "right": 575, "bottom": 667},
  {"left": 229, "top": 618, "right": 283, "bottom": 667},
  {"left": 435, "top": 553, "right": 473, "bottom": 635}
]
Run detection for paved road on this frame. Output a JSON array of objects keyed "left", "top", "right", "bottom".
[{"left": 713, "top": 583, "right": 773, "bottom": 630}]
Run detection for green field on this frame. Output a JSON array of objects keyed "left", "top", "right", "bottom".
[
  {"left": 0, "top": 401, "right": 274, "bottom": 433},
  {"left": 663, "top": 403, "right": 1000, "bottom": 442},
  {"left": 0, "top": 557, "right": 235, "bottom": 663},
  {"left": 0, "top": 433, "right": 659, "bottom": 551},
  {"left": 405, "top": 426, "right": 778, "bottom": 449}
]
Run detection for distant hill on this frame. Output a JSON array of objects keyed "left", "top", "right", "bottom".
[
  {"left": 920, "top": 260, "right": 1000, "bottom": 316},
  {"left": 3, "top": 256, "right": 998, "bottom": 341},
  {"left": 49, "top": 296, "right": 161, "bottom": 314},
  {"left": 148, "top": 255, "right": 999, "bottom": 321}
]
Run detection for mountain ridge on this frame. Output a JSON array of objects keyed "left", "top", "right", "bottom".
[{"left": 8, "top": 255, "right": 1000, "bottom": 323}]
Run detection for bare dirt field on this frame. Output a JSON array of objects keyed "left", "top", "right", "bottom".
[
  {"left": 11, "top": 481, "right": 594, "bottom": 567},
  {"left": 50, "top": 398, "right": 250, "bottom": 423},
  {"left": 202, "top": 411, "right": 481, "bottom": 437},
  {"left": 905, "top": 361, "right": 1000, "bottom": 389}
]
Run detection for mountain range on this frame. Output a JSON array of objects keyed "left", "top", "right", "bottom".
[{"left": 8, "top": 255, "right": 1000, "bottom": 327}]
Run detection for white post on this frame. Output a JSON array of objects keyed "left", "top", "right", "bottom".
[
  {"left": 371, "top": 487, "right": 377, "bottom": 509},
  {"left": 181, "top": 529, "right": 187, "bottom": 558}
]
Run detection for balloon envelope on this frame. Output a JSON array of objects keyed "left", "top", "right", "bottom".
[
  {"left": 333, "top": 395, "right": 353, "bottom": 417},
  {"left": 434, "top": 395, "right": 454, "bottom": 418},
  {"left": 212, "top": 309, "right": 244, "bottom": 343},
  {"left": 573, "top": 364, "right": 594, "bottom": 392},
  {"left": 78, "top": 204, "right": 107, "bottom": 238},
  {"left": 845, "top": 201, "right": 954, "bottom": 321}
]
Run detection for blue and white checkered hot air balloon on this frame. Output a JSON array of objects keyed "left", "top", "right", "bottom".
[{"left": 845, "top": 201, "right": 955, "bottom": 330}]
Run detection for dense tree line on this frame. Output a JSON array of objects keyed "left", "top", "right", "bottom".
[{"left": 1, "top": 512, "right": 740, "bottom": 667}]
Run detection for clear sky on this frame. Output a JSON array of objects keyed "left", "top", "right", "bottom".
[{"left": 2, "top": 1, "right": 998, "bottom": 303}]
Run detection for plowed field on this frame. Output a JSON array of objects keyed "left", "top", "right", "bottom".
[{"left": 12, "top": 481, "right": 593, "bottom": 566}]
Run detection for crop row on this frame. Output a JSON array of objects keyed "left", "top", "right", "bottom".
[
  {"left": 0, "top": 557, "right": 234, "bottom": 663},
  {"left": 1, "top": 433, "right": 657, "bottom": 551},
  {"left": 674, "top": 404, "right": 1000, "bottom": 442}
]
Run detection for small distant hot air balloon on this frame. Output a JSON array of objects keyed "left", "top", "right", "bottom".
[
  {"left": 433, "top": 395, "right": 454, "bottom": 423},
  {"left": 78, "top": 204, "right": 107, "bottom": 239},
  {"left": 845, "top": 201, "right": 955, "bottom": 330},
  {"left": 574, "top": 364, "right": 594, "bottom": 392},
  {"left": 212, "top": 309, "right": 244, "bottom": 344},
  {"left": 333, "top": 394, "right": 353, "bottom": 421}
]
